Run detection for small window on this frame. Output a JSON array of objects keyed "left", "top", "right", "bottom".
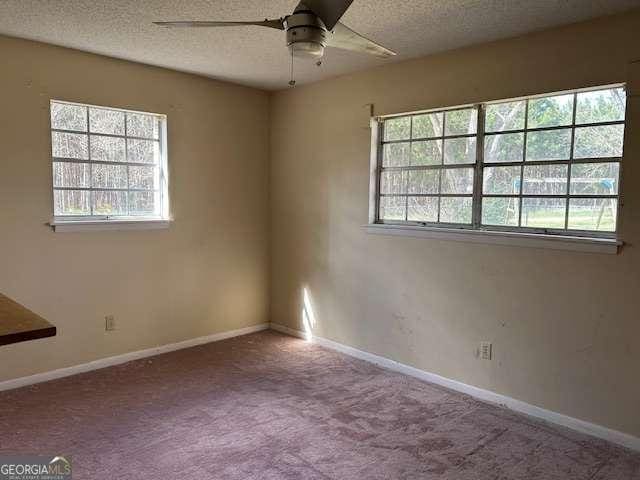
[
  {"left": 50, "top": 100, "right": 169, "bottom": 223},
  {"left": 372, "top": 84, "right": 626, "bottom": 239}
]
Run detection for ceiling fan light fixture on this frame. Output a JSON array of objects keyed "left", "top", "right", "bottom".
[
  {"left": 285, "top": 11, "right": 327, "bottom": 60},
  {"left": 289, "top": 41, "right": 325, "bottom": 59}
]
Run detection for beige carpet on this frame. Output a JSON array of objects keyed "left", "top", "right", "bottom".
[{"left": 1, "top": 331, "right": 638, "bottom": 479}]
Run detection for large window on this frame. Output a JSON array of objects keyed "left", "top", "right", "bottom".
[
  {"left": 372, "top": 85, "right": 626, "bottom": 238},
  {"left": 50, "top": 100, "right": 169, "bottom": 223}
]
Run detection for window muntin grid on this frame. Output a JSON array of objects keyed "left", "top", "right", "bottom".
[
  {"left": 379, "top": 106, "right": 479, "bottom": 226},
  {"left": 374, "top": 85, "right": 626, "bottom": 238},
  {"left": 50, "top": 100, "right": 168, "bottom": 220},
  {"left": 481, "top": 87, "right": 624, "bottom": 234}
]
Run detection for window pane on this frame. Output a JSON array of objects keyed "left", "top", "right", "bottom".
[
  {"left": 384, "top": 117, "right": 410, "bottom": 141},
  {"left": 92, "top": 164, "right": 128, "bottom": 189},
  {"left": 129, "top": 191, "right": 159, "bottom": 216},
  {"left": 521, "top": 198, "right": 566, "bottom": 229},
  {"left": 412, "top": 112, "right": 443, "bottom": 138},
  {"left": 527, "top": 94, "right": 573, "bottom": 128},
  {"left": 525, "top": 128, "right": 571, "bottom": 161},
  {"left": 54, "top": 190, "right": 90, "bottom": 216},
  {"left": 380, "top": 170, "right": 407, "bottom": 194},
  {"left": 573, "top": 125, "right": 624, "bottom": 158},
  {"left": 441, "top": 168, "right": 474, "bottom": 194},
  {"left": 89, "top": 108, "right": 125, "bottom": 135},
  {"left": 129, "top": 166, "right": 158, "bottom": 190},
  {"left": 127, "top": 113, "right": 159, "bottom": 139},
  {"left": 522, "top": 164, "right": 568, "bottom": 195},
  {"left": 407, "top": 170, "right": 439, "bottom": 194},
  {"left": 575, "top": 87, "right": 626, "bottom": 124},
  {"left": 440, "top": 197, "right": 472, "bottom": 224},
  {"left": 411, "top": 140, "right": 441, "bottom": 166},
  {"left": 383, "top": 142, "right": 410, "bottom": 167},
  {"left": 445, "top": 108, "right": 477, "bottom": 136},
  {"left": 568, "top": 198, "right": 617, "bottom": 232},
  {"left": 407, "top": 196, "right": 438, "bottom": 222},
  {"left": 92, "top": 190, "right": 127, "bottom": 215},
  {"left": 53, "top": 162, "right": 90, "bottom": 188},
  {"left": 485, "top": 101, "right": 525, "bottom": 132},
  {"left": 379, "top": 196, "right": 405, "bottom": 221},
  {"left": 570, "top": 162, "right": 619, "bottom": 195},
  {"left": 483, "top": 166, "right": 521, "bottom": 194},
  {"left": 91, "top": 135, "right": 126, "bottom": 162},
  {"left": 484, "top": 132, "right": 524, "bottom": 163},
  {"left": 444, "top": 137, "right": 476, "bottom": 164},
  {"left": 51, "top": 103, "right": 87, "bottom": 131},
  {"left": 482, "top": 197, "right": 520, "bottom": 226},
  {"left": 128, "top": 139, "right": 160, "bottom": 164},
  {"left": 52, "top": 131, "right": 88, "bottom": 160}
]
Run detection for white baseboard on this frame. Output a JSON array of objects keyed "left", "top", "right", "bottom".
[
  {"left": 0, "top": 323, "right": 269, "bottom": 392},
  {"left": 269, "top": 322, "right": 640, "bottom": 452},
  {"left": 270, "top": 322, "right": 308, "bottom": 339}
]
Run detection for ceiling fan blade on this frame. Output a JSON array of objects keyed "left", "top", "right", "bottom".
[
  {"left": 296, "top": 0, "right": 354, "bottom": 30},
  {"left": 327, "top": 22, "right": 396, "bottom": 58},
  {"left": 153, "top": 19, "right": 284, "bottom": 30}
]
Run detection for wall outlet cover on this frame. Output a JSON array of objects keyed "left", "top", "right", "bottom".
[
  {"left": 480, "top": 342, "right": 492, "bottom": 360},
  {"left": 105, "top": 315, "right": 116, "bottom": 331}
]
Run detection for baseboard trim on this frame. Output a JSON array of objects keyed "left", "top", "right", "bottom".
[
  {"left": 0, "top": 323, "right": 270, "bottom": 392},
  {"left": 269, "top": 322, "right": 640, "bottom": 452},
  {"left": 270, "top": 322, "right": 308, "bottom": 339}
]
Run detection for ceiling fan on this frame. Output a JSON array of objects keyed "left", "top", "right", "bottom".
[{"left": 154, "top": 0, "right": 396, "bottom": 85}]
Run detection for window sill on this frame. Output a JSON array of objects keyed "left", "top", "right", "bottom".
[
  {"left": 49, "top": 219, "right": 172, "bottom": 233},
  {"left": 363, "top": 224, "right": 621, "bottom": 254}
]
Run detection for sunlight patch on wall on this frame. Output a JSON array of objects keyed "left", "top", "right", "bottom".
[{"left": 302, "top": 287, "right": 317, "bottom": 341}]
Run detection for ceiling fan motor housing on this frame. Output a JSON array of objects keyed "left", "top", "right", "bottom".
[{"left": 285, "top": 12, "right": 327, "bottom": 59}]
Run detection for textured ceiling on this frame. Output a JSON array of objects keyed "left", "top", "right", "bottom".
[{"left": 0, "top": 0, "right": 639, "bottom": 91}]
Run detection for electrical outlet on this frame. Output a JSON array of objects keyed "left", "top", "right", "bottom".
[
  {"left": 105, "top": 315, "right": 116, "bottom": 331},
  {"left": 480, "top": 342, "right": 492, "bottom": 360}
]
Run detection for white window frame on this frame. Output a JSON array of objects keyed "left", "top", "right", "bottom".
[
  {"left": 367, "top": 84, "right": 626, "bottom": 254},
  {"left": 48, "top": 100, "right": 170, "bottom": 232}
]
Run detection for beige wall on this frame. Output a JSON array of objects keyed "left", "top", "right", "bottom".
[
  {"left": 0, "top": 35, "right": 270, "bottom": 381},
  {"left": 270, "top": 12, "right": 640, "bottom": 438}
]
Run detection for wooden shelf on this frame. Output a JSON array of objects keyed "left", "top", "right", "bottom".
[{"left": 0, "top": 293, "right": 56, "bottom": 346}]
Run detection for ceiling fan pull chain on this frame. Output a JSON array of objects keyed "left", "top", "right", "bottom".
[{"left": 289, "top": 48, "right": 296, "bottom": 87}]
